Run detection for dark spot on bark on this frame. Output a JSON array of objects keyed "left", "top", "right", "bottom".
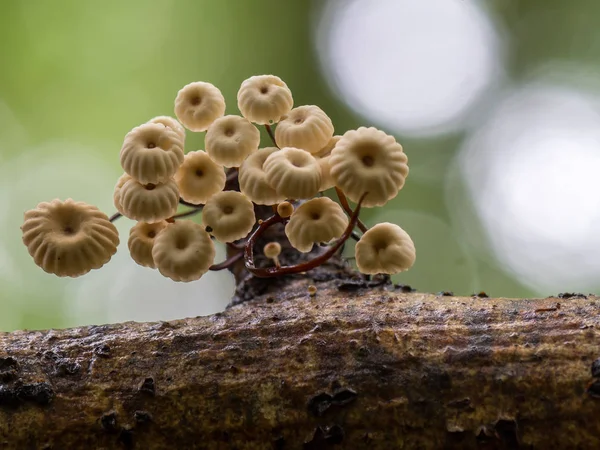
[
  {"left": 7, "top": 382, "right": 54, "bottom": 407},
  {"left": 587, "top": 380, "right": 600, "bottom": 398},
  {"left": 307, "top": 392, "right": 333, "bottom": 416},
  {"left": 475, "top": 291, "right": 489, "bottom": 298},
  {"left": 357, "top": 346, "right": 370, "bottom": 357},
  {"left": 394, "top": 284, "right": 416, "bottom": 293},
  {"left": 558, "top": 292, "right": 587, "bottom": 299},
  {"left": 447, "top": 397, "right": 473, "bottom": 410},
  {"left": 332, "top": 388, "right": 357, "bottom": 407},
  {"left": 266, "top": 296, "right": 275, "bottom": 303},
  {"left": 118, "top": 427, "right": 135, "bottom": 449},
  {"left": 272, "top": 435, "right": 285, "bottom": 450},
  {"left": 138, "top": 377, "right": 155, "bottom": 396},
  {"left": 592, "top": 358, "right": 600, "bottom": 378},
  {"left": 55, "top": 360, "right": 81, "bottom": 377},
  {"left": 88, "top": 325, "right": 111, "bottom": 335},
  {"left": 134, "top": 410, "right": 152, "bottom": 424},
  {"left": 330, "top": 380, "right": 341, "bottom": 391},
  {"left": 230, "top": 365, "right": 240, "bottom": 374},
  {"left": 101, "top": 411, "right": 118, "bottom": 433},
  {"left": 42, "top": 350, "right": 62, "bottom": 361},
  {"left": 437, "top": 291, "right": 454, "bottom": 297},
  {"left": 337, "top": 280, "right": 368, "bottom": 292},
  {"left": 422, "top": 367, "right": 452, "bottom": 391},
  {"left": 475, "top": 426, "right": 495, "bottom": 445},
  {"left": 0, "top": 357, "right": 19, "bottom": 381},
  {"left": 444, "top": 429, "right": 470, "bottom": 448},
  {"left": 95, "top": 344, "right": 111, "bottom": 358},
  {"left": 324, "top": 425, "right": 344, "bottom": 445},
  {"left": 494, "top": 419, "right": 519, "bottom": 448}
]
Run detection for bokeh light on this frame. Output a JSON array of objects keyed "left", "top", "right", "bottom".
[
  {"left": 458, "top": 78, "right": 600, "bottom": 293},
  {"left": 314, "top": 0, "right": 503, "bottom": 136}
]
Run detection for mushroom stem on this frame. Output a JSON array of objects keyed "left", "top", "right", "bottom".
[
  {"left": 209, "top": 251, "right": 244, "bottom": 271},
  {"left": 264, "top": 124, "right": 278, "bottom": 148},
  {"left": 109, "top": 212, "right": 122, "bottom": 223},
  {"left": 335, "top": 187, "right": 368, "bottom": 233},
  {"left": 244, "top": 192, "right": 368, "bottom": 278}
]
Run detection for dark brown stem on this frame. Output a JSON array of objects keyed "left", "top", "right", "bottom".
[
  {"left": 335, "top": 187, "right": 368, "bottom": 233},
  {"left": 171, "top": 208, "right": 203, "bottom": 220},
  {"left": 209, "top": 251, "right": 244, "bottom": 271},
  {"left": 265, "top": 124, "right": 278, "bottom": 148},
  {"left": 109, "top": 212, "right": 122, "bottom": 222},
  {"left": 244, "top": 193, "right": 367, "bottom": 278},
  {"left": 178, "top": 198, "right": 203, "bottom": 208}
]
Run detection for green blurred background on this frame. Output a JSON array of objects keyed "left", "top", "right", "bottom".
[{"left": 3, "top": 0, "right": 600, "bottom": 331}]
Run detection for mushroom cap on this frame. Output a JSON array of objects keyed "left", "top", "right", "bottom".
[
  {"left": 127, "top": 221, "right": 168, "bottom": 268},
  {"left": 355, "top": 222, "right": 416, "bottom": 274},
  {"left": 119, "top": 178, "right": 179, "bottom": 223},
  {"left": 317, "top": 155, "right": 336, "bottom": 192},
  {"left": 21, "top": 199, "right": 119, "bottom": 277},
  {"left": 147, "top": 115, "right": 186, "bottom": 144},
  {"left": 152, "top": 220, "right": 216, "bottom": 282},
  {"left": 202, "top": 191, "right": 256, "bottom": 243},
  {"left": 120, "top": 122, "right": 185, "bottom": 185},
  {"left": 205, "top": 115, "right": 260, "bottom": 167},
  {"left": 276, "top": 201, "right": 294, "bottom": 218},
  {"left": 330, "top": 127, "right": 409, "bottom": 208},
  {"left": 237, "top": 75, "right": 293, "bottom": 125},
  {"left": 174, "top": 150, "right": 226, "bottom": 205},
  {"left": 174, "top": 81, "right": 226, "bottom": 132},
  {"left": 263, "top": 147, "right": 322, "bottom": 200},
  {"left": 238, "top": 147, "right": 287, "bottom": 205},
  {"left": 314, "top": 135, "right": 341, "bottom": 158},
  {"left": 284, "top": 197, "right": 348, "bottom": 253},
  {"left": 263, "top": 241, "right": 282, "bottom": 259},
  {"left": 274, "top": 105, "right": 334, "bottom": 154},
  {"left": 113, "top": 173, "right": 133, "bottom": 215}
]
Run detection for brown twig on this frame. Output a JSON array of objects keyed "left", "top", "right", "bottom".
[
  {"left": 244, "top": 192, "right": 368, "bottom": 278},
  {"left": 109, "top": 212, "right": 122, "bottom": 222},
  {"left": 209, "top": 251, "right": 244, "bottom": 271},
  {"left": 335, "top": 187, "right": 368, "bottom": 233}
]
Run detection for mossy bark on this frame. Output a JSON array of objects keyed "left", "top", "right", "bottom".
[{"left": 0, "top": 276, "right": 599, "bottom": 449}]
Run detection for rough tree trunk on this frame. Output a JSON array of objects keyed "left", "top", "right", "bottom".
[{"left": 1, "top": 267, "right": 600, "bottom": 449}]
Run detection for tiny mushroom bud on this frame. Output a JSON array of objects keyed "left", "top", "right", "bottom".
[
  {"left": 202, "top": 191, "right": 256, "bottom": 243},
  {"left": 285, "top": 197, "right": 348, "bottom": 253},
  {"left": 355, "top": 222, "right": 416, "bottom": 275},
  {"left": 275, "top": 105, "right": 334, "bottom": 154},
  {"left": 21, "top": 199, "right": 119, "bottom": 277},
  {"left": 237, "top": 75, "right": 294, "bottom": 125},
  {"left": 276, "top": 201, "right": 294, "bottom": 218},
  {"left": 174, "top": 81, "right": 226, "bottom": 132},
  {"left": 174, "top": 150, "right": 226, "bottom": 205},
  {"left": 128, "top": 221, "right": 168, "bottom": 269},
  {"left": 205, "top": 115, "right": 260, "bottom": 167},
  {"left": 308, "top": 285, "right": 317, "bottom": 296},
  {"left": 330, "top": 127, "right": 409, "bottom": 207},
  {"left": 152, "top": 221, "right": 216, "bottom": 282},
  {"left": 119, "top": 178, "right": 179, "bottom": 223},
  {"left": 120, "top": 123, "right": 185, "bottom": 185},
  {"left": 238, "top": 147, "right": 287, "bottom": 205},
  {"left": 263, "top": 241, "right": 282, "bottom": 267},
  {"left": 263, "top": 147, "right": 322, "bottom": 199}
]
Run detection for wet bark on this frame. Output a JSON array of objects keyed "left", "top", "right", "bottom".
[{"left": 0, "top": 278, "right": 599, "bottom": 449}]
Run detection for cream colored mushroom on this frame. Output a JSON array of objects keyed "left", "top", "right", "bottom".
[
  {"left": 237, "top": 75, "right": 293, "bottom": 125},
  {"left": 355, "top": 222, "right": 416, "bottom": 274},
  {"left": 127, "top": 221, "right": 168, "bottom": 269},
  {"left": 263, "top": 147, "right": 322, "bottom": 200},
  {"left": 202, "top": 191, "right": 256, "bottom": 243},
  {"left": 174, "top": 150, "right": 226, "bottom": 205},
  {"left": 238, "top": 147, "right": 287, "bottom": 205},
  {"left": 119, "top": 178, "right": 179, "bottom": 223},
  {"left": 174, "top": 81, "right": 226, "bottom": 132},
  {"left": 205, "top": 115, "right": 260, "bottom": 167},
  {"left": 274, "top": 105, "right": 334, "bottom": 154}
]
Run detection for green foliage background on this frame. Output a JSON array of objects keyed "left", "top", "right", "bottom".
[{"left": 1, "top": 0, "right": 598, "bottom": 331}]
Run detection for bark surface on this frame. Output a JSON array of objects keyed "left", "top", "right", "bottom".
[{"left": 1, "top": 278, "right": 600, "bottom": 449}]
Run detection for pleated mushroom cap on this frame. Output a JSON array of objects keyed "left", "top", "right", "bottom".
[
  {"left": 237, "top": 75, "right": 293, "bottom": 125},
  {"left": 263, "top": 147, "right": 322, "bottom": 200},
  {"left": 314, "top": 135, "right": 341, "bottom": 158},
  {"left": 152, "top": 220, "right": 216, "bottom": 282},
  {"left": 317, "top": 155, "right": 336, "bottom": 192},
  {"left": 120, "top": 122, "right": 184, "bottom": 185},
  {"left": 355, "top": 222, "right": 416, "bottom": 274},
  {"left": 205, "top": 115, "right": 260, "bottom": 167},
  {"left": 119, "top": 178, "right": 179, "bottom": 223},
  {"left": 113, "top": 173, "right": 133, "bottom": 215},
  {"left": 127, "top": 221, "right": 168, "bottom": 269},
  {"left": 147, "top": 115, "right": 186, "bottom": 145},
  {"left": 202, "top": 191, "right": 256, "bottom": 243},
  {"left": 21, "top": 199, "right": 119, "bottom": 277},
  {"left": 284, "top": 197, "right": 348, "bottom": 253},
  {"left": 330, "top": 127, "right": 409, "bottom": 208},
  {"left": 174, "top": 81, "right": 226, "bottom": 132},
  {"left": 238, "top": 147, "right": 287, "bottom": 205},
  {"left": 274, "top": 105, "right": 334, "bottom": 154},
  {"left": 174, "top": 150, "right": 226, "bottom": 205}
]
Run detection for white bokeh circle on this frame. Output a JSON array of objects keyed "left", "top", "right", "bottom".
[
  {"left": 314, "top": 0, "right": 504, "bottom": 136},
  {"left": 458, "top": 81, "right": 600, "bottom": 293}
]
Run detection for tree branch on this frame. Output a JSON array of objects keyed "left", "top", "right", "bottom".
[{"left": 0, "top": 282, "right": 599, "bottom": 449}]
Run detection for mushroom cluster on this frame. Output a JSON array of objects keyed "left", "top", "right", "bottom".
[{"left": 21, "top": 75, "right": 416, "bottom": 282}]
